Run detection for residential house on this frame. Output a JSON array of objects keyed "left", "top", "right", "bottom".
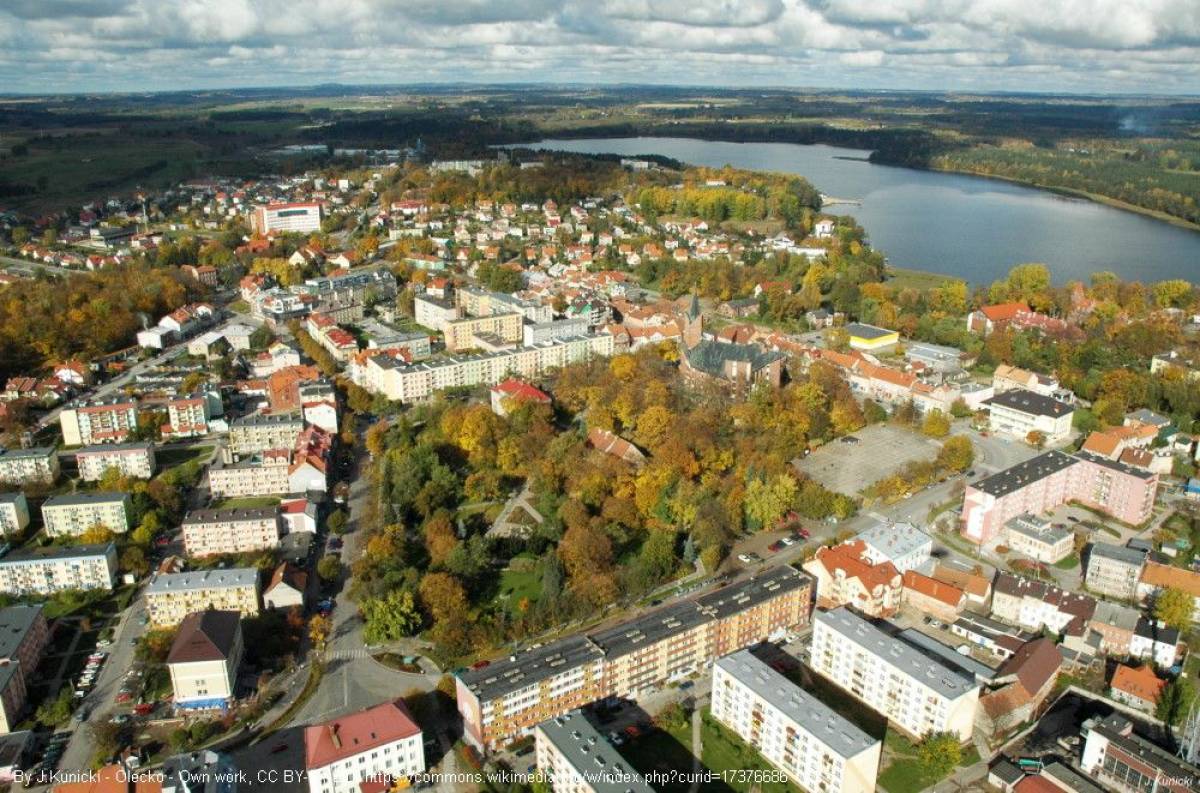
[
  {"left": 1109, "top": 665, "right": 1164, "bottom": 714},
  {"left": 802, "top": 541, "right": 902, "bottom": 618},
  {"left": 167, "top": 610, "right": 244, "bottom": 710},
  {"left": 304, "top": 699, "right": 425, "bottom": 793}
]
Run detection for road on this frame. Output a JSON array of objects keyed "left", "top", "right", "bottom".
[{"left": 53, "top": 596, "right": 150, "bottom": 780}]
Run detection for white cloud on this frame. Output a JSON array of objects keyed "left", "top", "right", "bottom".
[{"left": 0, "top": 0, "right": 1198, "bottom": 92}]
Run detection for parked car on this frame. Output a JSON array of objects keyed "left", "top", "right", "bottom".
[
  {"left": 767, "top": 541, "right": 784, "bottom": 553},
  {"left": 780, "top": 536, "right": 796, "bottom": 547}
]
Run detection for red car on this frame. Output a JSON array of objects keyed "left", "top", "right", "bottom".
[
  {"left": 134, "top": 703, "right": 154, "bottom": 715},
  {"left": 768, "top": 541, "right": 784, "bottom": 553},
  {"left": 116, "top": 691, "right": 132, "bottom": 704}
]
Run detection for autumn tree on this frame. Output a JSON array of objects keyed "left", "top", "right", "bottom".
[
  {"left": 418, "top": 572, "right": 469, "bottom": 625},
  {"left": 1154, "top": 587, "right": 1195, "bottom": 632},
  {"left": 922, "top": 410, "right": 951, "bottom": 438},
  {"left": 362, "top": 589, "right": 422, "bottom": 644},
  {"left": 423, "top": 511, "right": 460, "bottom": 568},
  {"left": 308, "top": 614, "right": 332, "bottom": 651},
  {"left": 936, "top": 435, "right": 975, "bottom": 472}
]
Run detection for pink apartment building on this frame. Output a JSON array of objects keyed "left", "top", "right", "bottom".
[{"left": 963, "top": 450, "right": 1157, "bottom": 544}]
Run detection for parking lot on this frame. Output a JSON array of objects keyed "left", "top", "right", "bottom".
[{"left": 793, "top": 423, "right": 942, "bottom": 495}]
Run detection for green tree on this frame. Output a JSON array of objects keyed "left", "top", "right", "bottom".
[
  {"left": 36, "top": 686, "right": 74, "bottom": 727},
  {"left": 326, "top": 509, "right": 349, "bottom": 535},
  {"left": 744, "top": 474, "right": 797, "bottom": 530},
  {"left": 1156, "top": 677, "right": 1195, "bottom": 726},
  {"left": 362, "top": 589, "right": 423, "bottom": 644},
  {"left": 317, "top": 555, "right": 342, "bottom": 583},
  {"left": 1154, "top": 587, "right": 1195, "bottom": 632},
  {"left": 916, "top": 732, "right": 962, "bottom": 779}
]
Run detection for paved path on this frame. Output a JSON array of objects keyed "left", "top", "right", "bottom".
[
  {"left": 687, "top": 705, "right": 704, "bottom": 793},
  {"left": 488, "top": 484, "right": 543, "bottom": 538}
]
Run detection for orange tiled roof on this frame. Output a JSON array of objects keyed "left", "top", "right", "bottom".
[
  {"left": 902, "top": 570, "right": 964, "bottom": 607},
  {"left": 1111, "top": 663, "right": 1165, "bottom": 703}
]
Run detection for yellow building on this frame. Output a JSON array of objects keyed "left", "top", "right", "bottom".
[
  {"left": 443, "top": 312, "right": 524, "bottom": 352},
  {"left": 846, "top": 322, "right": 899, "bottom": 351}
]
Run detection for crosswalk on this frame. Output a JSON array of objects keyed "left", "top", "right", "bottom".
[{"left": 325, "top": 648, "right": 375, "bottom": 661}]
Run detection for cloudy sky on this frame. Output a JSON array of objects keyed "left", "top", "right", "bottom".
[{"left": 2, "top": 0, "right": 1199, "bottom": 95}]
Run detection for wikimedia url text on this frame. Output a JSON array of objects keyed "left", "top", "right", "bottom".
[{"left": 16, "top": 767, "right": 791, "bottom": 788}]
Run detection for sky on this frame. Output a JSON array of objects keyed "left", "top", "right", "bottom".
[{"left": 2, "top": 0, "right": 1200, "bottom": 95}]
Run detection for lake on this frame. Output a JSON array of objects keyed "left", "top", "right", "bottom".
[{"left": 517, "top": 137, "right": 1200, "bottom": 285}]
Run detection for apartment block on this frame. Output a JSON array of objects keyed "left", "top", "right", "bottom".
[
  {"left": 0, "top": 543, "right": 117, "bottom": 595},
  {"left": 1081, "top": 714, "right": 1198, "bottom": 793},
  {"left": 59, "top": 396, "right": 140, "bottom": 446},
  {"left": 305, "top": 699, "right": 425, "bottom": 793},
  {"left": 442, "top": 312, "right": 524, "bottom": 352},
  {"left": 182, "top": 507, "right": 281, "bottom": 557},
  {"left": 228, "top": 413, "right": 305, "bottom": 454},
  {"left": 359, "top": 334, "right": 614, "bottom": 404},
  {"left": 523, "top": 317, "right": 590, "bottom": 346},
  {"left": 1085, "top": 542, "right": 1146, "bottom": 600},
  {"left": 146, "top": 568, "right": 261, "bottom": 627},
  {"left": 41, "top": 492, "right": 131, "bottom": 537},
  {"left": 75, "top": 442, "right": 156, "bottom": 481},
  {"left": 457, "top": 286, "right": 552, "bottom": 324},
  {"left": 962, "top": 451, "right": 1157, "bottom": 545},
  {"left": 163, "top": 393, "right": 216, "bottom": 438},
  {"left": 712, "top": 650, "right": 881, "bottom": 793},
  {"left": 534, "top": 711, "right": 653, "bottom": 793},
  {"left": 854, "top": 521, "right": 932, "bottom": 573},
  {"left": 809, "top": 607, "right": 980, "bottom": 742},
  {"left": 0, "top": 447, "right": 59, "bottom": 485},
  {"left": 0, "top": 495, "right": 29, "bottom": 537},
  {"left": 207, "top": 449, "right": 292, "bottom": 498},
  {"left": 457, "top": 566, "right": 813, "bottom": 752},
  {"left": 413, "top": 294, "right": 459, "bottom": 331},
  {"left": 1003, "top": 514, "right": 1073, "bottom": 564},
  {"left": 0, "top": 605, "right": 49, "bottom": 735},
  {"left": 251, "top": 202, "right": 322, "bottom": 234},
  {"left": 982, "top": 388, "right": 1073, "bottom": 445}
]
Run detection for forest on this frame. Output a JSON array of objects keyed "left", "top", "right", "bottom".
[{"left": 350, "top": 343, "right": 864, "bottom": 663}]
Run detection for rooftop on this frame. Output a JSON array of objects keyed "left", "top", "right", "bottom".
[
  {"left": 844, "top": 322, "right": 896, "bottom": 340},
  {"left": 304, "top": 698, "right": 421, "bottom": 770},
  {"left": 815, "top": 607, "right": 978, "bottom": 699},
  {"left": 984, "top": 388, "right": 1073, "bottom": 418},
  {"left": 0, "top": 605, "right": 43, "bottom": 661},
  {"left": 855, "top": 521, "right": 931, "bottom": 561},
  {"left": 535, "top": 711, "right": 654, "bottom": 793},
  {"left": 716, "top": 649, "right": 879, "bottom": 758},
  {"left": 167, "top": 610, "right": 241, "bottom": 665},
  {"left": 183, "top": 507, "right": 280, "bottom": 523},
  {"left": 971, "top": 451, "right": 1077, "bottom": 498},
  {"left": 43, "top": 491, "right": 130, "bottom": 508},
  {"left": 147, "top": 568, "right": 259, "bottom": 595},
  {"left": 0, "top": 542, "right": 115, "bottom": 564},
  {"left": 896, "top": 627, "right": 998, "bottom": 682}
]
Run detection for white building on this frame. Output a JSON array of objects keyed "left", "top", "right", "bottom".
[
  {"left": 228, "top": 413, "right": 304, "bottom": 454},
  {"left": 712, "top": 649, "right": 881, "bottom": 793},
  {"left": 0, "top": 495, "right": 30, "bottom": 537},
  {"left": 854, "top": 521, "right": 932, "bottom": 574},
  {"left": 1130, "top": 618, "right": 1180, "bottom": 669},
  {"left": 0, "top": 448, "right": 59, "bottom": 486},
  {"left": 75, "top": 442, "right": 156, "bottom": 481},
  {"left": 1003, "top": 514, "right": 1073, "bottom": 564},
  {"left": 167, "top": 610, "right": 243, "bottom": 710},
  {"left": 983, "top": 388, "right": 1074, "bottom": 445},
  {"left": 59, "top": 396, "right": 140, "bottom": 446},
  {"left": 252, "top": 202, "right": 322, "bottom": 234},
  {"left": 810, "top": 607, "right": 980, "bottom": 742},
  {"left": 304, "top": 699, "right": 425, "bottom": 793},
  {"left": 413, "top": 294, "right": 459, "bottom": 331},
  {"left": 534, "top": 710, "right": 652, "bottom": 793},
  {"left": 41, "top": 492, "right": 131, "bottom": 537},
  {"left": 0, "top": 543, "right": 117, "bottom": 595}
]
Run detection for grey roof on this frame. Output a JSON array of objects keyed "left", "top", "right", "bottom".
[
  {"left": 815, "top": 607, "right": 979, "bottom": 699},
  {"left": 989, "top": 759, "right": 1024, "bottom": 785},
  {"left": 0, "top": 542, "right": 115, "bottom": 564},
  {"left": 896, "top": 628, "right": 998, "bottom": 682},
  {"left": 43, "top": 491, "right": 130, "bottom": 508},
  {"left": 460, "top": 566, "right": 810, "bottom": 702},
  {"left": 147, "top": 568, "right": 259, "bottom": 595},
  {"left": 535, "top": 711, "right": 654, "bottom": 793},
  {"left": 0, "top": 493, "right": 25, "bottom": 506},
  {"left": 845, "top": 322, "right": 895, "bottom": 340},
  {"left": 855, "top": 521, "right": 930, "bottom": 560},
  {"left": 1090, "top": 601, "right": 1141, "bottom": 631},
  {"left": 162, "top": 750, "right": 237, "bottom": 793},
  {"left": 0, "top": 447, "right": 56, "bottom": 460},
  {"left": 231, "top": 412, "right": 303, "bottom": 427},
  {"left": 1088, "top": 541, "right": 1146, "bottom": 566},
  {"left": 983, "top": 388, "right": 1073, "bottom": 418},
  {"left": 0, "top": 605, "right": 42, "bottom": 661},
  {"left": 971, "top": 451, "right": 1077, "bottom": 498},
  {"left": 0, "top": 731, "right": 31, "bottom": 771},
  {"left": 683, "top": 340, "right": 785, "bottom": 377},
  {"left": 1126, "top": 409, "right": 1170, "bottom": 428},
  {"left": 716, "top": 649, "right": 879, "bottom": 759},
  {"left": 1042, "top": 761, "right": 1105, "bottom": 793},
  {"left": 1005, "top": 514, "right": 1069, "bottom": 546},
  {"left": 184, "top": 507, "right": 279, "bottom": 523},
  {"left": 75, "top": 442, "right": 154, "bottom": 456},
  {"left": 1134, "top": 617, "right": 1181, "bottom": 647}
]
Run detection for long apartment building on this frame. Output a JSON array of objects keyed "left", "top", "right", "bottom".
[
  {"left": 0, "top": 447, "right": 59, "bottom": 485},
  {"left": 534, "top": 710, "right": 653, "bottom": 793},
  {"left": 443, "top": 312, "right": 524, "bottom": 352},
  {"left": 962, "top": 450, "right": 1157, "bottom": 545},
  {"left": 0, "top": 543, "right": 118, "bottom": 595},
  {"left": 982, "top": 388, "right": 1074, "bottom": 445},
  {"left": 357, "top": 333, "right": 614, "bottom": 404},
  {"left": 251, "top": 201, "right": 322, "bottom": 234},
  {"left": 182, "top": 507, "right": 282, "bottom": 557},
  {"left": 809, "top": 607, "right": 980, "bottom": 742},
  {"left": 0, "top": 605, "right": 49, "bottom": 735},
  {"left": 163, "top": 393, "right": 216, "bottom": 438},
  {"left": 75, "top": 442, "right": 156, "bottom": 481},
  {"left": 145, "top": 568, "right": 262, "bottom": 627},
  {"left": 713, "top": 649, "right": 881, "bottom": 793},
  {"left": 228, "top": 413, "right": 305, "bottom": 454},
  {"left": 457, "top": 287, "right": 552, "bottom": 324},
  {"left": 59, "top": 396, "right": 140, "bottom": 446},
  {"left": 41, "top": 492, "right": 131, "bottom": 537},
  {"left": 457, "top": 566, "right": 812, "bottom": 752}
]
